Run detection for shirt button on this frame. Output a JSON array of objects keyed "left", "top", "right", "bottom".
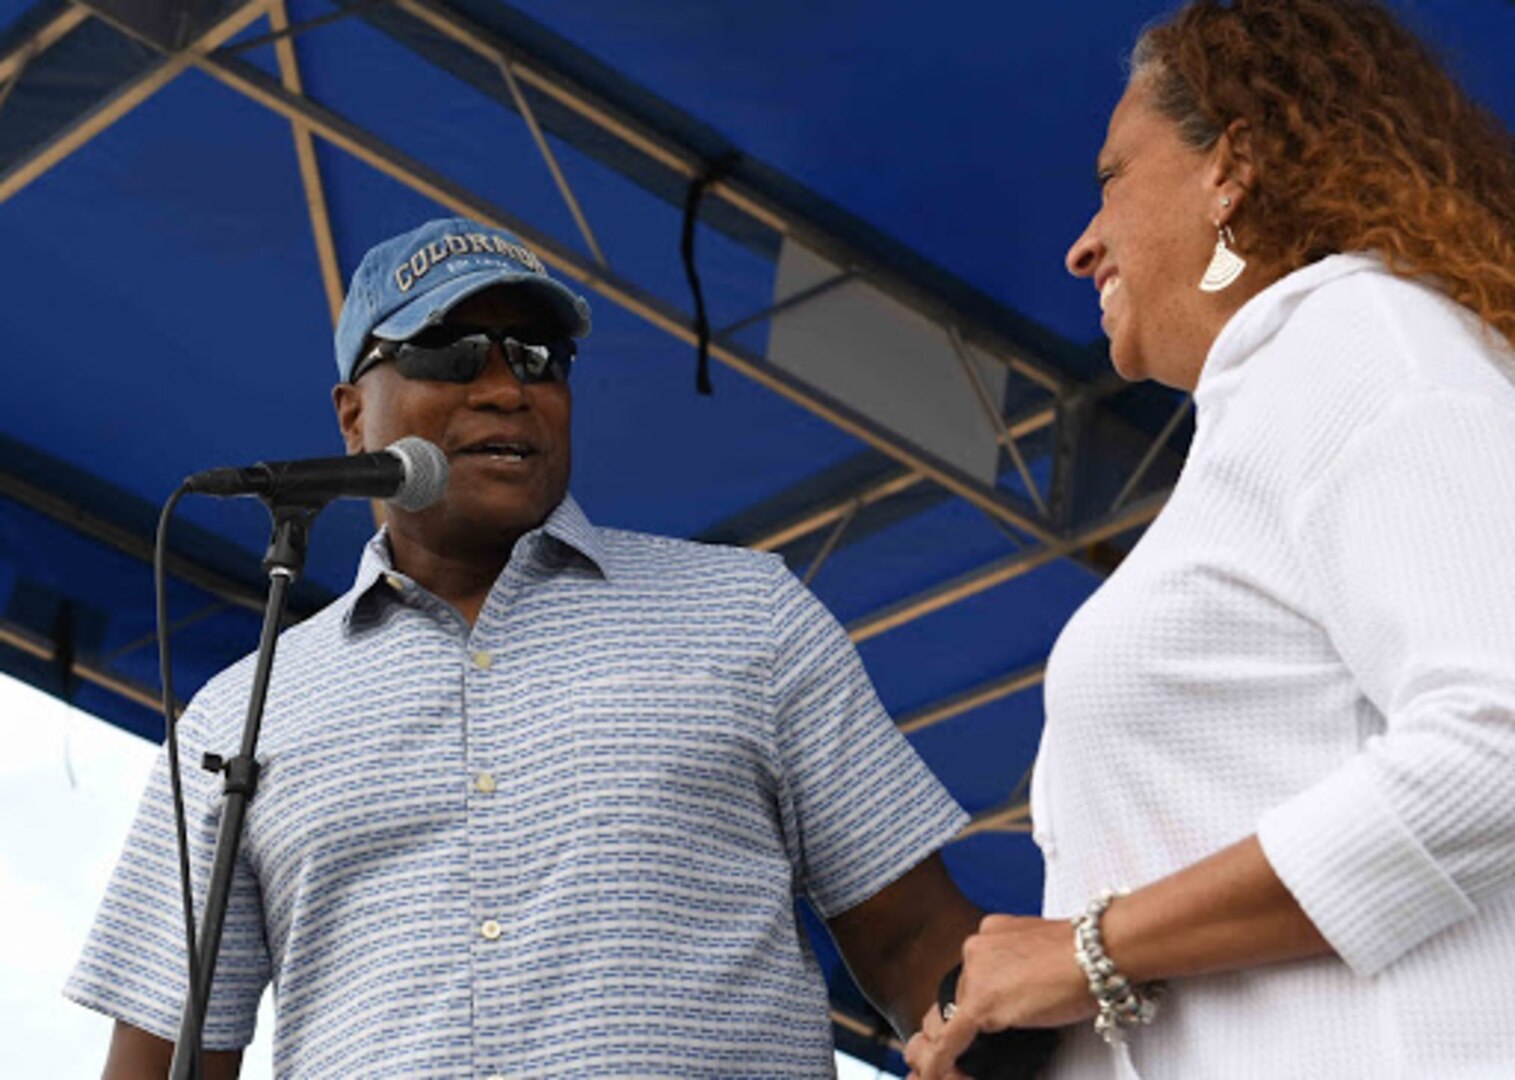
[
  {"left": 471, "top": 650, "right": 494, "bottom": 670},
  {"left": 474, "top": 771, "right": 497, "bottom": 794},
  {"left": 480, "top": 919, "right": 502, "bottom": 941},
  {"left": 384, "top": 573, "right": 404, "bottom": 590}
]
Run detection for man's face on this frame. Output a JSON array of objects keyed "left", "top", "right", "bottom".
[{"left": 333, "top": 286, "right": 573, "bottom": 553}]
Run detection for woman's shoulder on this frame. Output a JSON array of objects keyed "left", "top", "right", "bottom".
[
  {"left": 1284, "top": 256, "right": 1515, "bottom": 401},
  {"left": 1218, "top": 256, "right": 1515, "bottom": 494}
]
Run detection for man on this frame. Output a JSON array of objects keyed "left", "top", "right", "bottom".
[{"left": 68, "top": 217, "right": 981, "bottom": 1077}]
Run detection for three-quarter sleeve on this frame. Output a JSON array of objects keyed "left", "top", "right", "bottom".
[{"left": 1259, "top": 389, "right": 1515, "bottom": 975}]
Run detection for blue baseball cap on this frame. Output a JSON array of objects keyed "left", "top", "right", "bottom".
[{"left": 334, "top": 217, "right": 592, "bottom": 381}]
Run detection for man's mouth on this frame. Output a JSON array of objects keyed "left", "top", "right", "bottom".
[{"left": 458, "top": 440, "right": 537, "bottom": 463}]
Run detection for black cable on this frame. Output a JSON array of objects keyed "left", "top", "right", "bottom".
[
  {"left": 680, "top": 152, "right": 741, "bottom": 395},
  {"left": 155, "top": 485, "right": 201, "bottom": 1073}
]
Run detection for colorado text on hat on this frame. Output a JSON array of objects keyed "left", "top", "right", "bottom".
[{"left": 394, "top": 233, "right": 547, "bottom": 292}]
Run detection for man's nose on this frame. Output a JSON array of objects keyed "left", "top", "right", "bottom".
[{"left": 466, "top": 346, "right": 528, "bottom": 407}]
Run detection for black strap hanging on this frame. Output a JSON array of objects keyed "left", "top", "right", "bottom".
[
  {"left": 680, "top": 152, "right": 741, "bottom": 395},
  {"left": 51, "top": 601, "right": 78, "bottom": 704}
]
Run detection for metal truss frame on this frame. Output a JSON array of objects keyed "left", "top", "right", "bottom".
[{"left": 0, "top": 0, "right": 1193, "bottom": 799}]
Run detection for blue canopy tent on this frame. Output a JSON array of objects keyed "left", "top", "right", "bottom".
[{"left": 1, "top": 0, "right": 1510, "bottom": 1070}]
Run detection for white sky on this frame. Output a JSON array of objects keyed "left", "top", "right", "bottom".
[{"left": 0, "top": 673, "right": 889, "bottom": 1078}]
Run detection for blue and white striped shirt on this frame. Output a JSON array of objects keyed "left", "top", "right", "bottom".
[{"left": 66, "top": 495, "right": 966, "bottom": 1077}]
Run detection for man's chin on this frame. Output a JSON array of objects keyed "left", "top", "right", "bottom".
[
  {"left": 465, "top": 493, "right": 561, "bottom": 536},
  {"left": 396, "top": 496, "right": 549, "bottom": 549}
]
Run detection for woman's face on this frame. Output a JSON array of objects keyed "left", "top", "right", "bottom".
[{"left": 1065, "top": 79, "right": 1238, "bottom": 390}]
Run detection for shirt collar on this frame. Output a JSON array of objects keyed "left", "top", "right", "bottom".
[
  {"left": 1194, "top": 252, "right": 1385, "bottom": 409},
  {"left": 537, "top": 492, "right": 611, "bottom": 577},
  {"left": 339, "top": 492, "right": 611, "bottom": 632}
]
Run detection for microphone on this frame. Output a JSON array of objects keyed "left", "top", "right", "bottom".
[
  {"left": 184, "top": 436, "right": 450, "bottom": 511},
  {"left": 936, "top": 964, "right": 1060, "bottom": 1079}
]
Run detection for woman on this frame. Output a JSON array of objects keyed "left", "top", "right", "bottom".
[{"left": 907, "top": 1, "right": 1515, "bottom": 1077}]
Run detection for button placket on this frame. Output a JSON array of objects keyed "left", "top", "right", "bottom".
[{"left": 463, "top": 627, "right": 517, "bottom": 1074}]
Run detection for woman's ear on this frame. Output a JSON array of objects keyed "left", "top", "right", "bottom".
[{"left": 1211, "top": 118, "right": 1258, "bottom": 223}]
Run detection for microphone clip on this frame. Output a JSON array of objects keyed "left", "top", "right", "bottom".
[
  {"left": 261, "top": 501, "right": 321, "bottom": 582},
  {"left": 200, "top": 752, "right": 262, "bottom": 798}
]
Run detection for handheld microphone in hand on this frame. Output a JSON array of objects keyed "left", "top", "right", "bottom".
[
  {"left": 936, "top": 964, "right": 1061, "bottom": 1080},
  {"left": 184, "top": 436, "right": 450, "bottom": 511}
]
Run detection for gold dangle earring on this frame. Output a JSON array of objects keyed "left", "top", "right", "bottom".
[{"left": 1199, "top": 198, "right": 1246, "bottom": 292}]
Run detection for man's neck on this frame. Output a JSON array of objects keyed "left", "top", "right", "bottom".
[{"left": 385, "top": 525, "right": 526, "bottom": 628}]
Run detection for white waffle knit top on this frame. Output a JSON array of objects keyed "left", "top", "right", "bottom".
[{"left": 1032, "top": 254, "right": 1515, "bottom": 1079}]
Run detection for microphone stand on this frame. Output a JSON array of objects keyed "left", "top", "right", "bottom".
[{"left": 168, "top": 500, "right": 321, "bottom": 1080}]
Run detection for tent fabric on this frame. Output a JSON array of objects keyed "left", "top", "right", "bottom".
[{"left": 1, "top": 1, "right": 1510, "bottom": 1070}]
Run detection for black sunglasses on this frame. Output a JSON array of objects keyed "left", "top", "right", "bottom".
[{"left": 353, "top": 325, "right": 577, "bottom": 385}]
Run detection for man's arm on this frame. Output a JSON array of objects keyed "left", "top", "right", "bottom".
[
  {"left": 102, "top": 1020, "right": 243, "bottom": 1080},
  {"left": 827, "top": 852, "right": 983, "bottom": 1038}
]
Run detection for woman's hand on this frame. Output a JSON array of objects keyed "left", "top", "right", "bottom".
[
  {"left": 904, "top": 914, "right": 1092, "bottom": 1080},
  {"left": 905, "top": 838, "right": 1341, "bottom": 1077}
]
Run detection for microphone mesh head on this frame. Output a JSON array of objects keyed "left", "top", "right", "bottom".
[{"left": 385, "top": 437, "right": 450, "bottom": 511}]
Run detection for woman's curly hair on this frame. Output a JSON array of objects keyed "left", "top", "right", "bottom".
[{"left": 1132, "top": 0, "right": 1515, "bottom": 345}]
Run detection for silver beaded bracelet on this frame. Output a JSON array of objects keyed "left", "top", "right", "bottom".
[{"left": 1071, "top": 887, "right": 1164, "bottom": 1045}]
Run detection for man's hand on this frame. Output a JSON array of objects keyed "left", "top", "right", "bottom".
[{"left": 904, "top": 914, "right": 1090, "bottom": 1079}]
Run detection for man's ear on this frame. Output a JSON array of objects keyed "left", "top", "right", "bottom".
[
  {"left": 332, "top": 382, "right": 365, "bottom": 455},
  {"left": 1210, "top": 118, "right": 1258, "bottom": 224}
]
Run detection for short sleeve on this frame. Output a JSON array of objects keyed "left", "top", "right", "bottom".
[
  {"left": 766, "top": 562, "right": 967, "bottom": 918},
  {"left": 63, "top": 698, "right": 270, "bottom": 1049},
  {"left": 1259, "top": 389, "right": 1515, "bottom": 976}
]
